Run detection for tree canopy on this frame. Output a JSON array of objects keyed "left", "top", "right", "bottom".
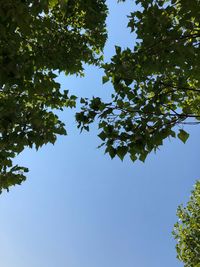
[
  {"left": 0, "top": 0, "right": 107, "bottom": 192},
  {"left": 1, "top": 0, "right": 200, "bottom": 192},
  {"left": 173, "top": 180, "right": 200, "bottom": 267},
  {"left": 77, "top": 0, "right": 200, "bottom": 161}
]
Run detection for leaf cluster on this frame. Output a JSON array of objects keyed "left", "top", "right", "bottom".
[
  {"left": 77, "top": 0, "right": 200, "bottom": 162},
  {"left": 173, "top": 180, "right": 200, "bottom": 267},
  {"left": 0, "top": 0, "right": 108, "bottom": 191}
]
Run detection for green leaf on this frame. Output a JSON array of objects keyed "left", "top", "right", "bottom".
[
  {"left": 130, "top": 154, "right": 137, "bottom": 162},
  {"left": 117, "top": 146, "right": 128, "bottom": 161},
  {"left": 106, "top": 146, "right": 116, "bottom": 159},
  {"left": 80, "top": 98, "right": 86, "bottom": 104},
  {"left": 115, "top": 46, "right": 121, "bottom": 54},
  {"left": 102, "top": 76, "right": 109, "bottom": 84},
  {"left": 139, "top": 152, "right": 148, "bottom": 162},
  {"left": 49, "top": 0, "right": 58, "bottom": 8},
  {"left": 98, "top": 131, "right": 107, "bottom": 141},
  {"left": 178, "top": 129, "right": 189, "bottom": 143}
]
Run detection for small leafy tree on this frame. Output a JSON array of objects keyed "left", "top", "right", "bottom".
[
  {"left": 173, "top": 180, "right": 200, "bottom": 267},
  {"left": 0, "top": 0, "right": 107, "bottom": 191},
  {"left": 76, "top": 0, "right": 200, "bottom": 161}
]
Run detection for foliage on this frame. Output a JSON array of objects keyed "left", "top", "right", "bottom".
[
  {"left": 76, "top": 0, "right": 200, "bottom": 162},
  {"left": 0, "top": 0, "right": 108, "bottom": 192},
  {"left": 1, "top": 0, "right": 200, "bottom": 192},
  {"left": 173, "top": 180, "right": 200, "bottom": 267}
]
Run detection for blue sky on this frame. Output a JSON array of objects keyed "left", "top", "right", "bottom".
[{"left": 0, "top": 1, "right": 199, "bottom": 267}]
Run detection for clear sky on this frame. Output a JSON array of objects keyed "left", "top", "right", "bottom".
[{"left": 0, "top": 1, "right": 199, "bottom": 267}]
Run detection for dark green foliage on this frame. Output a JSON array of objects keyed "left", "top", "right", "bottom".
[
  {"left": 76, "top": 0, "right": 200, "bottom": 162},
  {"left": 1, "top": 0, "right": 200, "bottom": 192},
  {"left": 173, "top": 180, "right": 200, "bottom": 267},
  {"left": 0, "top": 0, "right": 108, "bottom": 192}
]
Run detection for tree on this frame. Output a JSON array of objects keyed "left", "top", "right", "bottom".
[
  {"left": 0, "top": 0, "right": 108, "bottom": 192},
  {"left": 173, "top": 180, "right": 200, "bottom": 267},
  {"left": 76, "top": 0, "right": 200, "bottom": 161},
  {"left": 1, "top": 0, "right": 200, "bottom": 191}
]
